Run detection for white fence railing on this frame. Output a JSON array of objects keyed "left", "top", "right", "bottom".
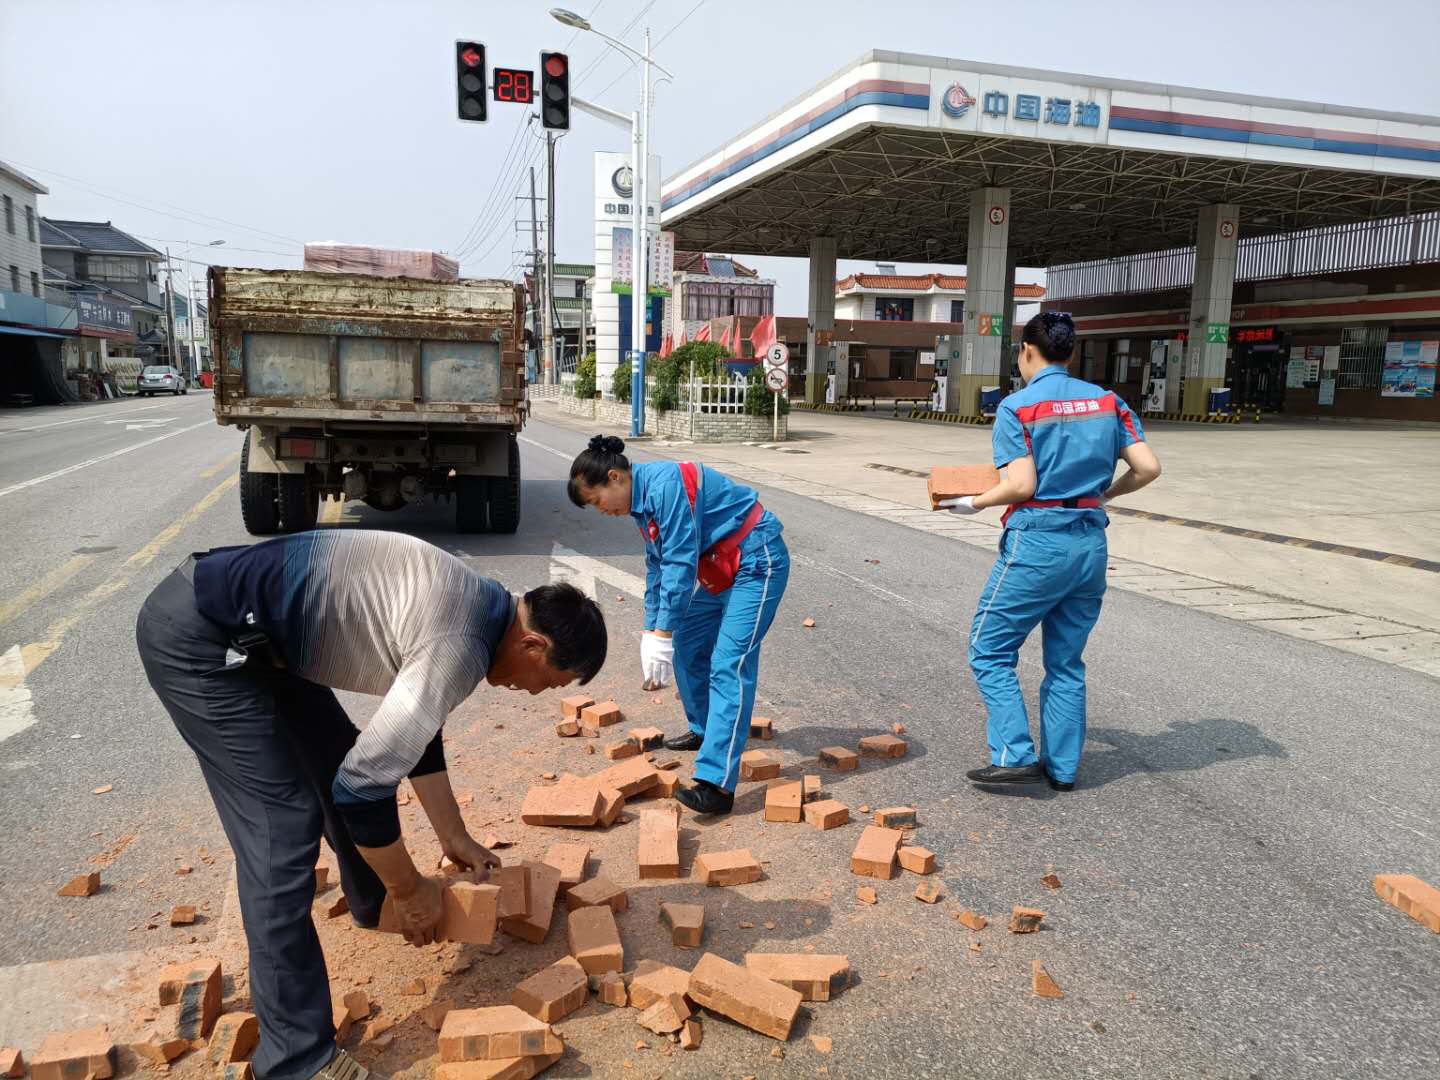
[{"left": 557, "top": 370, "right": 754, "bottom": 414}]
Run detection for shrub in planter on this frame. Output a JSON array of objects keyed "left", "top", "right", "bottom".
[
  {"left": 744, "top": 365, "right": 791, "bottom": 417},
  {"left": 611, "top": 359, "right": 631, "bottom": 403},
  {"left": 574, "top": 352, "right": 597, "bottom": 399}
]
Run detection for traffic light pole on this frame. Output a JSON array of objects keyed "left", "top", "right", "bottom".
[
  {"left": 528, "top": 166, "right": 544, "bottom": 382},
  {"left": 545, "top": 131, "right": 557, "bottom": 385}
]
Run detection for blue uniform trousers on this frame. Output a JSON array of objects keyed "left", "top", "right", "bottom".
[
  {"left": 968, "top": 521, "right": 1107, "bottom": 783},
  {"left": 673, "top": 526, "right": 789, "bottom": 791}
]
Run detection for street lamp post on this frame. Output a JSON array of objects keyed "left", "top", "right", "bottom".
[
  {"left": 550, "top": 8, "right": 673, "bottom": 438},
  {"left": 186, "top": 240, "right": 225, "bottom": 381}
]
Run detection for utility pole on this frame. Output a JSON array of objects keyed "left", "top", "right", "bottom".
[
  {"left": 545, "top": 131, "right": 557, "bottom": 384},
  {"left": 163, "top": 247, "right": 179, "bottom": 374},
  {"left": 527, "top": 166, "right": 544, "bottom": 381}
]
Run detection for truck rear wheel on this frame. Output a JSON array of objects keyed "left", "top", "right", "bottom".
[
  {"left": 240, "top": 432, "right": 282, "bottom": 536},
  {"left": 455, "top": 475, "right": 489, "bottom": 533},
  {"left": 278, "top": 470, "right": 319, "bottom": 533},
  {"left": 486, "top": 435, "right": 521, "bottom": 535}
]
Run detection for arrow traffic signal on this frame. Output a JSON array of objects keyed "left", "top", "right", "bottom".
[{"left": 456, "top": 40, "right": 488, "bottom": 122}]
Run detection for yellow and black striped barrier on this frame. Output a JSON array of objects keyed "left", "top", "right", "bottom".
[
  {"left": 792, "top": 402, "right": 867, "bottom": 413},
  {"left": 906, "top": 410, "right": 995, "bottom": 425},
  {"left": 1141, "top": 407, "right": 1263, "bottom": 424}
]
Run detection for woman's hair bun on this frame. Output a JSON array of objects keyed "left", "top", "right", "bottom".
[
  {"left": 588, "top": 435, "right": 626, "bottom": 455},
  {"left": 1041, "top": 311, "right": 1075, "bottom": 356}
]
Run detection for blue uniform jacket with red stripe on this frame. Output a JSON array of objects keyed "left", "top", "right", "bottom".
[{"left": 991, "top": 365, "right": 1146, "bottom": 531}]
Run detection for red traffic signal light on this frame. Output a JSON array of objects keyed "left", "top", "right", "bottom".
[
  {"left": 455, "top": 41, "right": 487, "bottom": 122},
  {"left": 544, "top": 54, "right": 567, "bottom": 78},
  {"left": 539, "top": 50, "right": 570, "bottom": 131},
  {"left": 461, "top": 46, "right": 483, "bottom": 68}
]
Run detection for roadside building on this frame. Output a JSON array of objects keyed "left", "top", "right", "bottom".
[{"left": 668, "top": 251, "right": 775, "bottom": 345}]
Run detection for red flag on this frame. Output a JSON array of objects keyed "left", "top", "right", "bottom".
[
  {"left": 719, "top": 323, "right": 731, "bottom": 349},
  {"left": 695, "top": 322, "right": 711, "bottom": 342},
  {"left": 660, "top": 333, "right": 674, "bottom": 358},
  {"left": 749, "top": 314, "right": 777, "bottom": 358}
]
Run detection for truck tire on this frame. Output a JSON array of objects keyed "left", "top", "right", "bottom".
[
  {"left": 278, "top": 470, "right": 319, "bottom": 533},
  {"left": 239, "top": 431, "right": 281, "bottom": 536},
  {"left": 455, "top": 475, "right": 488, "bottom": 533},
  {"left": 486, "top": 435, "right": 522, "bottom": 535}
]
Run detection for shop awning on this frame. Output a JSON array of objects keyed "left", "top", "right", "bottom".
[{"left": 0, "top": 325, "right": 68, "bottom": 339}]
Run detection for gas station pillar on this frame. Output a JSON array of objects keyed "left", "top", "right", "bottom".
[
  {"left": 805, "top": 236, "right": 837, "bottom": 405},
  {"left": 947, "top": 187, "right": 1010, "bottom": 416},
  {"left": 1183, "top": 204, "right": 1240, "bottom": 414}
]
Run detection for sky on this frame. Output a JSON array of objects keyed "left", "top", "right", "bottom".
[{"left": 5, "top": 0, "right": 1440, "bottom": 310}]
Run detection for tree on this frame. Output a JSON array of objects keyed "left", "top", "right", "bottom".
[{"left": 573, "top": 352, "right": 597, "bottom": 399}]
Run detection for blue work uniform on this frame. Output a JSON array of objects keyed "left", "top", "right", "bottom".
[
  {"left": 631, "top": 461, "right": 789, "bottom": 790},
  {"left": 968, "top": 365, "right": 1146, "bottom": 783}
]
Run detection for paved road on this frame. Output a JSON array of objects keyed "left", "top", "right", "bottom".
[{"left": 0, "top": 397, "right": 1436, "bottom": 1078}]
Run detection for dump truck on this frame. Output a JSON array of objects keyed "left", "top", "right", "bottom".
[{"left": 208, "top": 267, "right": 527, "bottom": 535}]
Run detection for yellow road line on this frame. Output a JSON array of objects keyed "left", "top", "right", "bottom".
[
  {"left": 199, "top": 450, "right": 241, "bottom": 479},
  {"left": 0, "top": 554, "right": 97, "bottom": 628}
]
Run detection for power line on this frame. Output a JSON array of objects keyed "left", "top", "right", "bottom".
[
  {"left": 451, "top": 110, "right": 533, "bottom": 253},
  {"left": 456, "top": 133, "right": 548, "bottom": 264},
  {"left": 454, "top": 118, "right": 547, "bottom": 260},
  {"left": 589, "top": 0, "right": 707, "bottom": 105}
]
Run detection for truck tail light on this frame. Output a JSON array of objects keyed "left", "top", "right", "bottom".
[{"left": 279, "top": 437, "right": 326, "bottom": 459}]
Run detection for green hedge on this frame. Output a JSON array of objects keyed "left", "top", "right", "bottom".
[
  {"left": 573, "top": 352, "right": 596, "bottom": 399},
  {"left": 611, "top": 359, "right": 631, "bottom": 403}
]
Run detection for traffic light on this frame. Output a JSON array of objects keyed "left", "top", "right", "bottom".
[
  {"left": 456, "top": 41, "right": 487, "bottom": 122},
  {"left": 539, "top": 51, "right": 570, "bottom": 130}
]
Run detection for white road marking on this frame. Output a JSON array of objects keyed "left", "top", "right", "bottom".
[
  {"left": 0, "top": 646, "right": 36, "bottom": 744},
  {"left": 0, "top": 401, "right": 171, "bottom": 435},
  {"left": 551, "top": 544, "right": 647, "bottom": 600},
  {"left": 518, "top": 435, "right": 572, "bottom": 461},
  {"left": 0, "top": 420, "right": 212, "bottom": 499},
  {"left": 104, "top": 416, "right": 176, "bottom": 431}
]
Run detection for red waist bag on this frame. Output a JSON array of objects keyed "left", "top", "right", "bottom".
[{"left": 678, "top": 462, "right": 764, "bottom": 594}]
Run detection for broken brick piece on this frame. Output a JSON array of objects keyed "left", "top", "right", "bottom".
[
  {"left": 804, "top": 799, "right": 849, "bottom": 830},
  {"left": 56, "top": 872, "right": 100, "bottom": 897},
  {"left": 680, "top": 1018, "right": 701, "bottom": 1050},
  {"left": 170, "top": 904, "right": 197, "bottom": 926},
  {"left": 744, "top": 954, "right": 851, "bottom": 1002},
  {"left": 637, "top": 992, "right": 690, "bottom": 1035},
  {"left": 654, "top": 771, "right": 679, "bottom": 799},
  {"left": 956, "top": 910, "right": 988, "bottom": 931},
  {"left": 749, "top": 717, "right": 774, "bottom": 740},
  {"left": 874, "top": 806, "right": 917, "bottom": 830},
  {"left": 520, "top": 784, "right": 603, "bottom": 827},
  {"left": 580, "top": 701, "right": 623, "bottom": 729},
  {"left": 593, "top": 784, "right": 627, "bottom": 827},
  {"left": 763, "top": 779, "right": 804, "bottom": 823},
  {"left": 512, "top": 956, "right": 588, "bottom": 1023},
  {"left": 637, "top": 805, "right": 681, "bottom": 880},
  {"left": 437, "top": 1006, "right": 563, "bottom": 1063},
  {"left": 914, "top": 880, "right": 943, "bottom": 904},
  {"left": 802, "top": 617, "right": 817, "bottom": 628},
  {"left": 155, "top": 959, "right": 222, "bottom": 1039},
  {"left": 597, "top": 971, "right": 628, "bottom": 1007},
  {"left": 440, "top": 883, "right": 500, "bottom": 945},
  {"left": 499, "top": 862, "right": 563, "bottom": 944},
  {"left": 342, "top": 991, "right": 371, "bottom": 1022},
  {"left": 817, "top": 747, "right": 858, "bottom": 772},
  {"left": 1010, "top": 906, "right": 1046, "bottom": 933},
  {"left": 855, "top": 886, "right": 877, "bottom": 905},
  {"left": 694, "top": 849, "right": 762, "bottom": 887},
  {"left": 660, "top": 902, "right": 705, "bottom": 948},
  {"left": 555, "top": 720, "right": 580, "bottom": 737},
  {"left": 435, "top": 1053, "right": 563, "bottom": 1080},
  {"left": 738, "top": 750, "right": 780, "bottom": 782},
  {"left": 897, "top": 846, "right": 935, "bottom": 875},
  {"left": 494, "top": 865, "right": 530, "bottom": 920},
  {"left": 1374, "top": 873, "right": 1440, "bottom": 933},
  {"left": 628, "top": 961, "right": 690, "bottom": 1011},
  {"left": 1041, "top": 872, "right": 1062, "bottom": 890},
  {"left": 1032, "top": 960, "right": 1064, "bottom": 999},
  {"left": 402, "top": 977, "right": 426, "bottom": 995},
  {"left": 206, "top": 1012, "right": 259, "bottom": 1067},
  {"left": 568, "top": 904, "right": 624, "bottom": 975},
  {"left": 0, "top": 1049, "right": 21, "bottom": 1079},
  {"left": 858, "top": 735, "right": 907, "bottom": 758},
  {"left": 542, "top": 843, "right": 590, "bottom": 887},
  {"left": 332, "top": 999, "right": 353, "bottom": 1043},
  {"left": 686, "top": 953, "right": 802, "bottom": 1041},
  {"left": 29, "top": 1027, "right": 114, "bottom": 1080},
  {"left": 929, "top": 464, "right": 1002, "bottom": 508},
  {"left": 422, "top": 999, "right": 456, "bottom": 1032},
  {"left": 629, "top": 726, "right": 665, "bottom": 751},
  {"left": 592, "top": 756, "right": 661, "bottom": 798},
  {"left": 605, "top": 740, "right": 640, "bottom": 761},
  {"left": 130, "top": 1030, "right": 187, "bottom": 1067},
  {"left": 325, "top": 894, "right": 349, "bottom": 918},
  {"left": 560, "top": 695, "right": 594, "bottom": 721},
  {"left": 851, "top": 826, "right": 903, "bottom": 880},
  {"left": 564, "top": 875, "right": 628, "bottom": 913},
  {"left": 802, "top": 775, "right": 820, "bottom": 802}
]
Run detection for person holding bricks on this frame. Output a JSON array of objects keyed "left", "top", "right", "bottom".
[
  {"left": 945, "top": 312, "right": 1161, "bottom": 791},
  {"left": 135, "top": 530, "right": 607, "bottom": 1080},
  {"left": 569, "top": 435, "right": 789, "bottom": 815}
]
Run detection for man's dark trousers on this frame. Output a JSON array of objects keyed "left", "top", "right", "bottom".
[{"left": 136, "top": 561, "right": 386, "bottom": 1080}]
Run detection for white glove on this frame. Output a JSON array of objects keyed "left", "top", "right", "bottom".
[
  {"left": 640, "top": 632, "right": 675, "bottom": 690},
  {"left": 938, "top": 495, "right": 981, "bottom": 515}
]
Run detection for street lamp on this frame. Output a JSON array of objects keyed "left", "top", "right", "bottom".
[
  {"left": 156, "top": 240, "right": 225, "bottom": 382},
  {"left": 551, "top": 8, "right": 673, "bottom": 437}
]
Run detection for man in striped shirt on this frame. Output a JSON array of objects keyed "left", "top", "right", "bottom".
[{"left": 136, "top": 530, "right": 606, "bottom": 1080}]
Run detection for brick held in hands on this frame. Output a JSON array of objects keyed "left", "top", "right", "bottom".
[
  {"left": 637, "top": 805, "right": 681, "bottom": 880},
  {"left": 436, "top": 1053, "right": 563, "bottom": 1080},
  {"left": 686, "top": 952, "right": 802, "bottom": 1041},
  {"left": 604, "top": 740, "right": 640, "bottom": 761},
  {"left": 560, "top": 695, "right": 594, "bottom": 721},
  {"left": 440, "top": 882, "right": 501, "bottom": 945},
  {"left": 660, "top": 902, "right": 705, "bottom": 948},
  {"left": 629, "top": 726, "right": 665, "bottom": 751},
  {"left": 494, "top": 865, "right": 530, "bottom": 920},
  {"left": 928, "top": 464, "right": 1002, "bottom": 508},
  {"left": 563, "top": 875, "right": 628, "bottom": 914},
  {"left": 580, "top": 701, "right": 623, "bottom": 729},
  {"left": 206, "top": 1011, "right": 259, "bottom": 1067},
  {"left": 437, "top": 1005, "right": 564, "bottom": 1063},
  {"left": 155, "top": 958, "right": 222, "bottom": 1039},
  {"left": 628, "top": 961, "right": 691, "bottom": 1011},
  {"left": 818, "top": 746, "right": 858, "bottom": 771},
  {"left": 512, "top": 955, "right": 588, "bottom": 1023},
  {"left": 1009, "top": 906, "right": 1045, "bottom": 933},
  {"left": 56, "top": 871, "right": 100, "bottom": 897},
  {"left": 897, "top": 845, "right": 935, "bottom": 875},
  {"left": 851, "top": 826, "right": 903, "bottom": 880},
  {"left": 1374, "top": 873, "right": 1440, "bottom": 933},
  {"left": 874, "top": 806, "right": 917, "bottom": 830},
  {"left": 694, "top": 849, "right": 762, "bottom": 886},
  {"left": 520, "top": 783, "right": 603, "bottom": 827},
  {"left": 743, "top": 953, "right": 851, "bottom": 1002},
  {"left": 499, "top": 862, "right": 563, "bottom": 944},
  {"left": 1032, "top": 960, "right": 1064, "bottom": 999},
  {"left": 858, "top": 735, "right": 907, "bottom": 758},
  {"left": 29, "top": 1027, "right": 115, "bottom": 1080},
  {"left": 763, "top": 778, "right": 803, "bottom": 823},
  {"left": 804, "top": 799, "right": 849, "bottom": 830},
  {"left": 637, "top": 992, "right": 690, "bottom": 1035},
  {"left": 542, "top": 843, "right": 590, "bottom": 887},
  {"left": 749, "top": 717, "right": 774, "bottom": 740},
  {"left": 738, "top": 749, "right": 780, "bottom": 781},
  {"left": 567, "top": 904, "right": 624, "bottom": 975}
]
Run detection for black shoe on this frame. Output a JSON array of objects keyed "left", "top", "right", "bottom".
[
  {"left": 663, "top": 731, "right": 703, "bottom": 752},
  {"left": 966, "top": 763, "right": 1045, "bottom": 785},
  {"left": 1044, "top": 769, "right": 1075, "bottom": 792},
  {"left": 674, "top": 778, "right": 734, "bottom": 815}
]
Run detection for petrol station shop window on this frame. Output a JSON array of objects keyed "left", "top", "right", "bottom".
[{"left": 875, "top": 297, "right": 914, "bottom": 321}]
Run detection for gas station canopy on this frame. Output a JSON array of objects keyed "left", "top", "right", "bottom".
[{"left": 660, "top": 51, "right": 1440, "bottom": 267}]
